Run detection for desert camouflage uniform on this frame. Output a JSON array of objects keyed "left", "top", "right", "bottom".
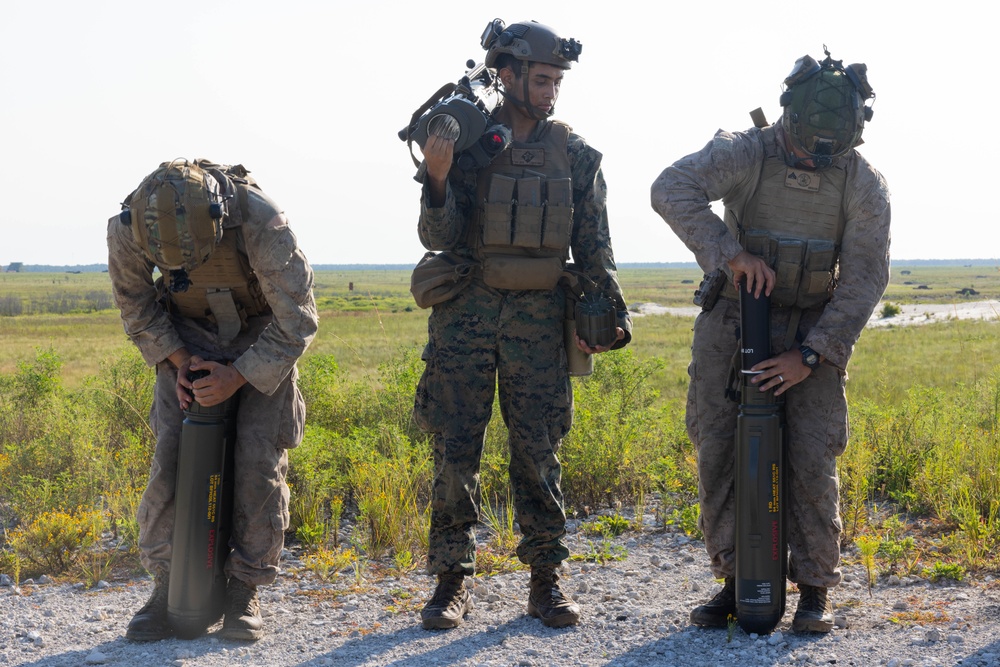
[
  {"left": 414, "top": 125, "right": 632, "bottom": 576},
  {"left": 107, "top": 178, "right": 318, "bottom": 586},
  {"left": 650, "top": 124, "right": 890, "bottom": 588}
]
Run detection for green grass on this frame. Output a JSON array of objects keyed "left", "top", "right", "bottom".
[{"left": 2, "top": 267, "right": 1000, "bottom": 581}]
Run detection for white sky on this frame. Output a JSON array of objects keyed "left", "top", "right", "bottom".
[{"left": 1, "top": 0, "right": 996, "bottom": 267}]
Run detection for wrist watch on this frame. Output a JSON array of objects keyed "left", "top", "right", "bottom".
[{"left": 799, "top": 345, "right": 821, "bottom": 370}]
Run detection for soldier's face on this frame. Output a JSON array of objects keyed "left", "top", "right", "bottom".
[{"left": 501, "top": 62, "right": 565, "bottom": 118}]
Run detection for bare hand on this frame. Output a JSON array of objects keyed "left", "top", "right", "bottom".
[
  {"left": 727, "top": 250, "right": 775, "bottom": 298},
  {"left": 575, "top": 327, "right": 625, "bottom": 355},
  {"left": 184, "top": 358, "right": 247, "bottom": 408},
  {"left": 749, "top": 349, "right": 810, "bottom": 396},
  {"left": 421, "top": 134, "right": 456, "bottom": 207}
]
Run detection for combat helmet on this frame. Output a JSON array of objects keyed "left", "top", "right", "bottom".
[
  {"left": 481, "top": 19, "right": 582, "bottom": 71},
  {"left": 123, "top": 159, "right": 225, "bottom": 292},
  {"left": 780, "top": 47, "right": 875, "bottom": 169}
]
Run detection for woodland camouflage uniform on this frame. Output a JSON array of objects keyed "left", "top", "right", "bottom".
[{"left": 414, "top": 127, "right": 632, "bottom": 577}]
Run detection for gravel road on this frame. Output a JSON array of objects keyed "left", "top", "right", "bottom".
[{"left": 5, "top": 517, "right": 1000, "bottom": 667}]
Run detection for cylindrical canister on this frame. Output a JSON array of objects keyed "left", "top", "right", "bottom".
[
  {"left": 167, "top": 373, "right": 238, "bottom": 639},
  {"left": 734, "top": 287, "right": 787, "bottom": 634}
]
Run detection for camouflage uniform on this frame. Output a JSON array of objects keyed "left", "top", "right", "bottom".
[
  {"left": 650, "top": 124, "right": 890, "bottom": 588},
  {"left": 107, "top": 178, "right": 318, "bottom": 586},
  {"left": 414, "top": 124, "right": 632, "bottom": 576}
]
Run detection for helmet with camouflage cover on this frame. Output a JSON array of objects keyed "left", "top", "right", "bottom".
[
  {"left": 780, "top": 48, "right": 875, "bottom": 169},
  {"left": 481, "top": 19, "right": 582, "bottom": 70},
  {"left": 124, "top": 160, "right": 225, "bottom": 290}
]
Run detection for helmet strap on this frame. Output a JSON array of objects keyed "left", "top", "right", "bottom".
[{"left": 496, "top": 61, "right": 554, "bottom": 122}]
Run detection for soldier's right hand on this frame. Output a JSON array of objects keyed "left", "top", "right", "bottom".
[
  {"left": 727, "top": 250, "right": 775, "bottom": 298},
  {"left": 421, "top": 134, "right": 455, "bottom": 207}
]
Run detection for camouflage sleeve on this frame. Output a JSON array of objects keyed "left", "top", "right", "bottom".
[
  {"left": 568, "top": 134, "right": 632, "bottom": 348},
  {"left": 417, "top": 166, "right": 477, "bottom": 251},
  {"left": 802, "top": 158, "right": 891, "bottom": 369},
  {"left": 106, "top": 215, "right": 185, "bottom": 366},
  {"left": 232, "top": 192, "right": 319, "bottom": 396},
  {"left": 650, "top": 129, "right": 762, "bottom": 273}
]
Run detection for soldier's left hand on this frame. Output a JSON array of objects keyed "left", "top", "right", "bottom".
[
  {"left": 188, "top": 359, "right": 248, "bottom": 407},
  {"left": 750, "top": 349, "right": 811, "bottom": 396},
  {"left": 576, "top": 327, "right": 625, "bottom": 355}
]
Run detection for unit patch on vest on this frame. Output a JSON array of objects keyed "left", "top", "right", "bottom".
[
  {"left": 512, "top": 149, "right": 545, "bottom": 167},
  {"left": 784, "top": 168, "right": 821, "bottom": 192}
]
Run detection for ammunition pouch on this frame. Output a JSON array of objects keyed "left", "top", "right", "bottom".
[
  {"left": 481, "top": 255, "right": 564, "bottom": 291},
  {"left": 740, "top": 231, "right": 837, "bottom": 309},
  {"left": 409, "top": 251, "right": 475, "bottom": 308}
]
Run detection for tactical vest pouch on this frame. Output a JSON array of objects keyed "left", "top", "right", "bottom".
[
  {"left": 481, "top": 256, "right": 563, "bottom": 291},
  {"left": 410, "top": 250, "right": 474, "bottom": 309},
  {"left": 798, "top": 239, "right": 837, "bottom": 308},
  {"left": 772, "top": 239, "right": 805, "bottom": 307},
  {"left": 512, "top": 177, "right": 543, "bottom": 248},
  {"left": 482, "top": 175, "right": 515, "bottom": 246},
  {"left": 541, "top": 178, "right": 574, "bottom": 251},
  {"left": 743, "top": 230, "right": 775, "bottom": 264}
]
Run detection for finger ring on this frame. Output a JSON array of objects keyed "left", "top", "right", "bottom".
[{"left": 778, "top": 375, "right": 784, "bottom": 383}]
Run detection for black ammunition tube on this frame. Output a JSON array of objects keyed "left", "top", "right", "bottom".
[{"left": 167, "top": 372, "right": 238, "bottom": 639}]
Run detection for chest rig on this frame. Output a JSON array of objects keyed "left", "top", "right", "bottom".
[
  {"left": 160, "top": 163, "right": 271, "bottom": 343},
  {"left": 468, "top": 120, "right": 575, "bottom": 272},
  {"left": 725, "top": 126, "right": 847, "bottom": 309}
]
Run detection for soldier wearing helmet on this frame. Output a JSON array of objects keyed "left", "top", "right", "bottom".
[
  {"left": 412, "top": 19, "right": 631, "bottom": 630},
  {"left": 107, "top": 159, "right": 318, "bottom": 642},
  {"left": 650, "top": 49, "right": 890, "bottom": 633}
]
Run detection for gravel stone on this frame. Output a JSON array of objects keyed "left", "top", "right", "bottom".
[{"left": 3, "top": 529, "right": 1000, "bottom": 666}]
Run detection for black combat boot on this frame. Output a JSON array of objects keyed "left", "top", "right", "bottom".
[
  {"left": 421, "top": 573, "right": 472, "bottom": 630},
  {"left": 690, "top": 577, "right": 736, "bottom": 627},
  {"left": 792, "top": 584, "right": 834, "bottom": 633},
  {"left": 125, "top": 572, "right": 172, "bottom": 642},
  {"left": 527, "top": 564, "right": 581, "bottom": 628},
  {"left": 221, "top": 578, "right": 264, "bottom": 641}
]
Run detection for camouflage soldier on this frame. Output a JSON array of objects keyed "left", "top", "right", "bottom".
[
  {"left": 412, "top": 19, "right": 632, "bottom": 629},
  {"left": 107, "top": 160, "right": 318, "bottom": 641},
  {"left": 650, "top": 50, "right": 890, "bottom": 632}
]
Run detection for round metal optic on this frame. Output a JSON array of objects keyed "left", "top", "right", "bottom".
[{"left": 426, "top": 114, "right": 461, "bottom": 142}]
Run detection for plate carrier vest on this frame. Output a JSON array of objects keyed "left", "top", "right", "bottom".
[
  {"left": 468, "top": 120, "right": 575, "bottom": 267},
  {"left": 723, "top": 126, "right": 848, "bottom": 309},
  {"left": 156, "top": 162, "right": 271, "bottom": 343}
]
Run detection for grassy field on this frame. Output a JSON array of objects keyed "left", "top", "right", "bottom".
[
  {"left": 1, "top": 265, "right": 998, "bottom": 396},
  {"left": 2, "top": 266, "right": 999, "bottom": 580}
]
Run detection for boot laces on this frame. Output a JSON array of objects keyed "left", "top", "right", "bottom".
[
  {"left": 136, "top": 574, "right": 169, "bottom": 615},
  {"left": 799, "top": 585, "right": 828, "bottom": 612},
  {"left": 228, "top": 579, "right": 260, "bottom": 617},
  {"left": 428, "top": 575, "right": 465, "bottom": 608}
]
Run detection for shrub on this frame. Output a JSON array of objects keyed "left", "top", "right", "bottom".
[{"left": 9, "top": 507, "right": 103, "bottom": 577}]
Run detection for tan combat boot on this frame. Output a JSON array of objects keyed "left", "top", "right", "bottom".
[
  {"left": 421, "top": 573, "right": 473, "bottom": 630},
  {"left": 690, "top": 577, "right": 736, "bottom": 628},
  {"left": 125, "top": 572, "right": 172, "bottom": 642},
  {"left": 221, "top": 577, "right": 264, "bottom": 641},
  {"left": 527, "top": 564, "right": 581, "bottom": 628},
  {"left": 791, "top": 584, "right": 835, "bottom": 633}
]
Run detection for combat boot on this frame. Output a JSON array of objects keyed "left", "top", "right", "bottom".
[
  {"left": 527, "top": 564, "right": 581, "bottom": 628},
  {"left": 221, "top": 578, "right": 264, "bottom": 641},
  {"left": 421, "top": 573, "right": 472, "bottom": 630},
  {"left": 125, "top": 572, "right": 172, "bottom": 642},
  {"left": 689, "top": 577, "right": 736, "bottom": 627},
  {"left": 792, "top": 584, "right": 835, "bottom": 633}
]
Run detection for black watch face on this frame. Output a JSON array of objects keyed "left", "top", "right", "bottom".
[{"left": 802, "top": 348, "right": 819, "bottom": 367}]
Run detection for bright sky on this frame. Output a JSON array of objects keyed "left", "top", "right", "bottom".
[{"left": 1, "top": 1, "right": 995, "bottom": 267}]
